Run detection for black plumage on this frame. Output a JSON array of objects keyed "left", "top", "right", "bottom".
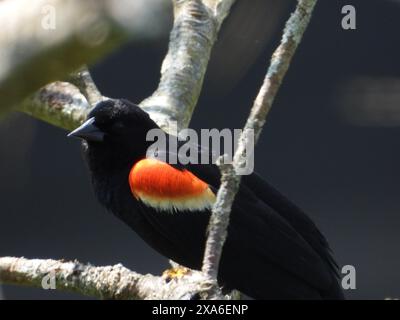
[{"left": 69, "top": 99, "right": 344, "bottom": 300}]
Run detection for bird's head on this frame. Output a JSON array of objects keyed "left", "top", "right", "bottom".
[{"left": 68, "top": 98, "right": 159, "bottom": 172}]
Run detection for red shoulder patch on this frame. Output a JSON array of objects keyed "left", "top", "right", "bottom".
[{"left": 129, "top": 158, "right": 215, "bottom": 212}]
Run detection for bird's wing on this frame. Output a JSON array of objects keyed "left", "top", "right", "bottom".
[
  {"left": 179, "top": 157, "right": 339, "bottom": 273},
  {"left": 184, "top": 162, "right": 336, "bottom": 291},
  {"left": 241, "top": 172, "right": 340, "bottom": 275}
]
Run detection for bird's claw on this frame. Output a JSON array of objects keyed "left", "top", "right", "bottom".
[{"left": 162, "top": 266, "right": 191, "bottom": 282}]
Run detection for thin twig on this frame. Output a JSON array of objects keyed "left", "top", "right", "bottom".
[
  {"left": 202, "top": 0, "right": 319, "bottom": 280},
  {"left": 68, "top": 67, "right": 104, "bottom": 106}
]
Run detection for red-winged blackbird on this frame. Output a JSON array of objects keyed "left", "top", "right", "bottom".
[{"left": 69, "top": 99, "right": 344, "bottom": 299}]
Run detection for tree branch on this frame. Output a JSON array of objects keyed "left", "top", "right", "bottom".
[
  {"left": 16, "top": 0, "right": 236, "bottom": 133},
  {"left": 19, "top": 82, "right": 91, "bottom": 131},
  {"left": 0, "top": 0, "right": 169, "bottom": 115},
  {"left": 202, "top": 0, "right": 319, "bottom": 279},
  {"left": 0, "top": 257, "right": 223, "bottom": 300},
  {"left": 19, "top": 66, "right": 104, "bottom": 131},
  {"left": 140, "top": 0, "right": 236, "bottom": 133}
]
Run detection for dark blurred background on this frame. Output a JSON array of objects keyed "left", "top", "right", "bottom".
[{"left": 1, "top": 0, "right": 399, "bottom": 299}]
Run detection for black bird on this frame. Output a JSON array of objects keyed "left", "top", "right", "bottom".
[{"left": 69, "top": 98, "right": 344, "bottom": 299}]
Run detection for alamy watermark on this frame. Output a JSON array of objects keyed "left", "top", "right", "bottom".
[
  {"left": 146, "top": 123, "right": 255, "bottom": 175},
  {"left": 41, "top": 271, "right": 56, "bottom": 290},
  {"left": 341, "top": 264, "right": 356, "bottom": 290},
  {"left": 41, "top": 5, "right": 56, "bottom": 31},
  {"left": 342, "top": 5, "right": 356, "bottom": 30}
]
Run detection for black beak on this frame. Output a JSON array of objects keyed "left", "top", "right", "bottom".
[{"left": 68, "top": 117, "right": 105, "bottom": 142}]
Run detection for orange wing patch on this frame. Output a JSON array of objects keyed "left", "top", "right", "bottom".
[{"left": 129, "top": 158, "right": 215, "bottom": 212}]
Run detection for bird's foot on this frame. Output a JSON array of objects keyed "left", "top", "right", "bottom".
[{"left": 162, "top": 266, "right": 191, "bottom": 282}]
